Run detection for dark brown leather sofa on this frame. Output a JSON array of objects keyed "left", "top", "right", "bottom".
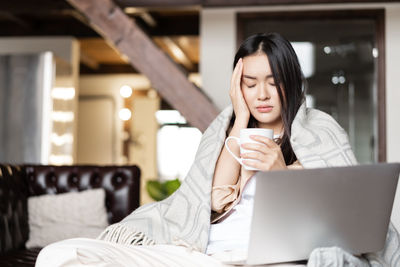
[{"left": 0, "top": 164, "right": 141, "bottom": 267}]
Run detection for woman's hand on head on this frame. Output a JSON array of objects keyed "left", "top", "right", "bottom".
[
  {"left": 240, "top": 135, "right": 287, "bottom": 171},
  {"left": 230, "top": 58, "right": 250, "bottom": 125}
]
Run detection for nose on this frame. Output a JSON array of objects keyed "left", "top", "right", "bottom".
[{"left": 257, "top": 84, "right": 270, "bottom": 100}]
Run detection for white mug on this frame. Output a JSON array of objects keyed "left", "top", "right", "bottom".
[{"left": 225, "top": 128, "right": 274, "bottom": 171}]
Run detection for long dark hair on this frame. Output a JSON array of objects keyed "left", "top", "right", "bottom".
[{"left": 230, "top": 32, "right": 305, "bottom": 165}]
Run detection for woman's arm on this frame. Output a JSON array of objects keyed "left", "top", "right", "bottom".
[
  {"left": 287, "top": 160, "right": 303, "bottom": 170},
  {"left": 212, "top": 119, "right": 248, "bottom": 187}
]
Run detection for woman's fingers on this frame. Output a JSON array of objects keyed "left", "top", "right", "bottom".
[
  {"left": 235, "top": 58, "right": 243, "bottom": 90},
  {"left": 230, "top": 58, "right": 242, "bottom": 92},
  {"left": 241, "top": 151, "right": 269, "bottom": 161},
  {"left": 242, "top": 159, "right": 267, "bottom": 171},
  {"left": 241, "top": 135, "right": 287, "bottom": 171},
  {"left": 230, "top": 58, "right": 249, "bottom": 123},
  {"left": 241, "top": 142, "right": 269, "bottom": 154},
  {"left": 249, "top": 135, "right": 277, "bottom": 149},
  {"left": 241, "top": 135, "right": 280, "bottom": 156},
  {"left": 240, "top": 135, "right": 287, "bottom": 172}
]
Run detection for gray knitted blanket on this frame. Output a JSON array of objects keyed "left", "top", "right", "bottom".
[{"left": 98, "top": 103, "right": 400, "bottom": 267}]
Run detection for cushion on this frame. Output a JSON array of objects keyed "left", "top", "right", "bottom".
[{"left": 26, "top": 189, "right": 108, "bottom": 248}]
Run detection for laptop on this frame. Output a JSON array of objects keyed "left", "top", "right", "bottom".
[{"left": 225, "top": 163, "right": 400, "bottom": 265}]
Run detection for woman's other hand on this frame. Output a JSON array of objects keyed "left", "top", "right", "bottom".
[
  {"left": 230, "top": 58, "right": 250, "bottom": 125},
  {"left": 240, "top": 135, "right": 287, "bottom": 171}
]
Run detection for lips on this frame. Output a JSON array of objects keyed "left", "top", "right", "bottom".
[{"left": 256, "top": 105, "right": 273, "bottom": 113}]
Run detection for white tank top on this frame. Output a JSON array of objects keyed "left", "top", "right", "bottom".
[{"left": 206, "top": 174, "right": 257, "bottom": 255}]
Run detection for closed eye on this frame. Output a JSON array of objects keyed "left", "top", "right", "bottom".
[{"left": 247, "top": 84, "right": 256, "bottom": 88}]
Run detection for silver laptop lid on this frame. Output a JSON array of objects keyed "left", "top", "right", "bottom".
[{"left": 247, "top": 163, "right": 400, "bottom": 265}]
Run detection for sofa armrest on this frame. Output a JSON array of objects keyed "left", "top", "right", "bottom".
[{"left": 0, "top": 164, "right": 29, "bottom": 254}]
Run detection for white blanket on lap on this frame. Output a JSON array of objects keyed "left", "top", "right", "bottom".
[
  {"left": 98, "top": 103, "right": 400, "bottom": 267},
  {"left": 36, "top": 238, "right": 228, "bottom": 267}
]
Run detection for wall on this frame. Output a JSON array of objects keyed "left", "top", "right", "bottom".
[
  {"left": 0, "top": 37, "right": 79, "bottom": 164},
  {"left": 130, "top": 95, "right": 160, "bottom": 204},
  {"left": 385, "top": 6, "right": 400, "bottom": 229},
  {"left": 201, "top": 3, "right": 400, "bottom": 229},
  {"left": 200, "top": 10, "right": 236, "bottom": 109},
  {"left": 0, "top": 37, "right": 77, "bottom": 65}
]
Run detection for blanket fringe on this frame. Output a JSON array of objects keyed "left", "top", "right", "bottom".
[{"left": 97, "top": 223, "right": 156, "bottom": 246}]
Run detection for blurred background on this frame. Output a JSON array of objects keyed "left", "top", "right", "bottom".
[{"left": 0, "top": 0, "right": 399, "bottom": 209}]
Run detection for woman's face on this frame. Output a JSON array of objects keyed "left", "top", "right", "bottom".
[{"left": 241, "top": 53, "right": 283, "bottom": 132}]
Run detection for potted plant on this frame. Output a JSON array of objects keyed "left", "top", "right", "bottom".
[{"left": 146, "top": 178, "right": 181, "bottom": 201}]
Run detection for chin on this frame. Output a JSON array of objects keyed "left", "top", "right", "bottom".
[{"left": 252, "top": 113, "right": 280, "bottom": 125}]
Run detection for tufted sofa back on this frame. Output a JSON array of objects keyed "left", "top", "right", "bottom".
[{"left": 0, "top": 164, "right": 141, "bottom": 254}]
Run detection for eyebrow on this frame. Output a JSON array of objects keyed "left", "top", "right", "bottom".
[{"left": 243, "top": 74, "right": 274, "bottom": 80}]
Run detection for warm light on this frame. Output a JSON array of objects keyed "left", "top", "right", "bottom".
[
  {"left": 189, "top": 73, "right": 202, "bottom": 87},
  {"left": 49, "top": 154, "right": 73, "bottom": 165},
  {"left": 178, "top": 36, "right": 190, "bottom": 47},
  {"left": 170, "top": 46, "right": 186, "bottom": 62},
  {"left": 51, "top": 133, "right": 73, "bottom": 146},
  {"left": 119, "top": 108, "right": 132, "bottom": 121},
  {"left": 52, "top": 87, "right": 75, "bottom": 100},
  {"left": 163, "top": 37, "right": 193, "bottom": 69},
  {"left": 124, "top": 7, "right": 141, "bottom": 14},
  {"left": 52, "top": 111, "right": 74, "bottom": 122},
  {"left": 120, "top": 85, "right": 133, "bottom": 98},
  {"left": 41, "top": 52, "right": 53, "bottom": 164},
  {"left": 155, "top": 110, "right": 187, "bottom": 124},
  {"left": 147, "top": 89, "right": 158, "bottom": 99},
  {"left": 120, "top": 54, "right": 130, "bottom": 63}
]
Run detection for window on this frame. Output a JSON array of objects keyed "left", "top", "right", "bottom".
[{"left": 156, "top": 110, "right": 202, "bottom": 180}]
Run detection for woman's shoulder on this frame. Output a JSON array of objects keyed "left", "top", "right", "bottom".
[
  {"left": 293, "top": 103, "right": 346, "bottom": 134},
  {"left": 291, "top": 103, "right": 358, "bottom": 167},
  {"left": 291, "top": 102, "right": 351, "bottom": 149},
  {"left": 202, "top": 105, "right": 233, "bottom": 136}
]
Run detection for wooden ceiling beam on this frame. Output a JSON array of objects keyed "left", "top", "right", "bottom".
[
  {"left": 140, "top": 14, "right": 198, "bottom": 36},
  {"left": 80, "top": 50, "right": 100, "bottom": 69},
  {"left": 0, "top": 1, "right": 73, "bottom": 14},
  {"left": 67, "top": 0, "right": 219, "bottom": 132},
  {"left": 0, "top": 13, "right": 32, "bottom": 30},
  {"left": 115, "top": 0, "right": 201, "bottom": 8},
  {"left": 0, "top": 16, "right": 99, "bottom": 37},
  {"left": 203, "top": 0, "right": 400, "bottom": 6},
  {"left": 115, "top": 0, "right": 400, "bottom": 7},
  {"left": 80, "top": 63, "right": 138, "bottom": 74},
  {"left": 162, "top": 37, "right": 194, "bottom": 71}
]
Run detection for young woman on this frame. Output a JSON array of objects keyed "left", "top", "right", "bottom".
[
  {"left": 207, "top": 32, "right": 305, "bottom": 255},
  {"left": 37, "top": 33, "right": 367, "bottom": 266}
]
